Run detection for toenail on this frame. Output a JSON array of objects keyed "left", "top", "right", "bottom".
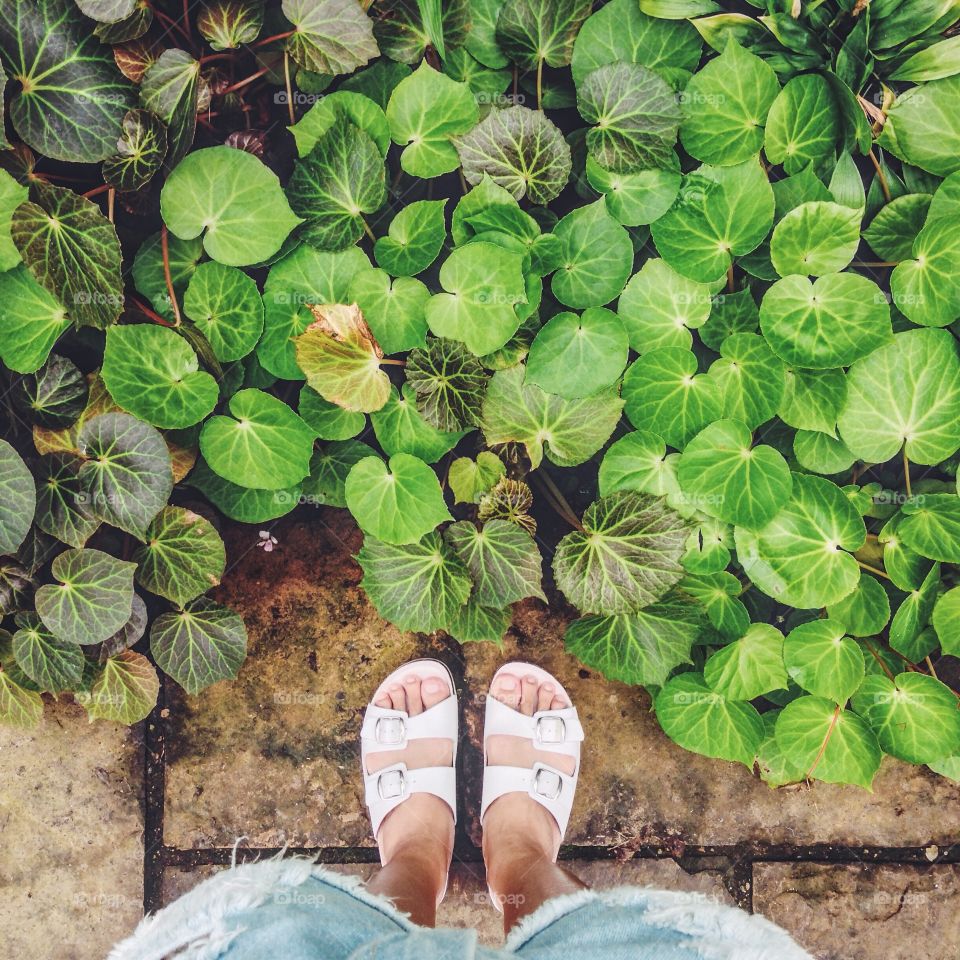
[
  {"left": 424, "top": 678, "right": 439, "bottom": 690},
  {"left": 525, "top": 675, "right": 537, "bottom": 683},
  {"left": 390, "top": 684, "right": 402, "bottom": 691},
  {"left": 543, "top": 683, "right": 554, "bottom": 692},
  {"left": 405, "top": 675, "right": 417, "bottom": 684},
  {"left": 500, "top": 676, "right": 517, "bottom": 689}
]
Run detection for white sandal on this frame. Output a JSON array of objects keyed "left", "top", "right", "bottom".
[
  {"left": 360, "top": 659, "right": 458, "bottom": 868},
  {"left": 480, "top": 662, "right": 584, "bottom": 865}
]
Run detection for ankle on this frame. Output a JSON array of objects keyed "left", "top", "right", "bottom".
[{"left": 483, "top": 827, "right": 554, "bottom": 895}]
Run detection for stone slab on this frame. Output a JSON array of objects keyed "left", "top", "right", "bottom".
[
  {"left": 0, "top": 698, "right": 144, "bottom": 960},
  {"left": 163, "top": 512, "right": 452, "bottom": 849},
  {"left": 462, "top": 600, "right": 960, "bottom": 849},
  {"left": 753, "top": 862, "right": 960, "bottom": 960},
  {"left": 160, "top": 856, "right": 737, "bottom": 947}
]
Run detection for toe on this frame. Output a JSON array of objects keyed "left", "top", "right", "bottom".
[
  {"left": 519, "top": 675, "right": 539, "bottom": 715},
  {"left": 404, "top": 675, "right": 424, "bottom": 716},
  {"left": 490, "top": 673, "right": 521, "bottom": 710},
  {"left": 375, "top": 694, "right": 391, "bottom": 709},
  {"left": 421, "top": 675, "right": 449, "bottom": 710},
  {"left": 537, "top": 682, "right": 555, "bottom": 713},
  {"left": 388, "top": 684, "right": 405, "bottom": 711},
  {"left": 550, "top": 695, "right": 567, "bottom": 710}
]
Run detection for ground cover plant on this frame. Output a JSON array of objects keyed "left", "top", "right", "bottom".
[{"left": 0, "top": 0, "right": 959, "bottom": 789}]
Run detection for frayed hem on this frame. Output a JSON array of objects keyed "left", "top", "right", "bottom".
[
  {"left": 505, "top": 886, "right": 813, "bottom": 960},
  {"left": 504, "top": 888, "right": 599, "bottom": 950},
  {"left": 108, "top": 853, "right": 413, "bottom": 960}
]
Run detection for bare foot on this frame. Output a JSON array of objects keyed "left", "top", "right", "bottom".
[
  {"left": 367, "top": 674, "right": 455, "bottom": 885},
  {"left": 482, "top": 671, "right": 577, "bottom": 898}
]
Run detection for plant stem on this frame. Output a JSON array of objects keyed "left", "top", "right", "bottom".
[
  {"left": 868, "top": 149, "right": 892, "bottom": 203},
  {"left": 856, "top": 559, "right": 891, "bottom": 580},
  {"left": 380, "top": 357, "right": 406, "bottom": 367},
  {"left": 726, "top": 263, "right": 735, "bottom": 293},
  {"left": 161, "top": 225, "right": 183, "bottom": 327},
  {"left": 851, "top": 261, "right": 896, "bottom": 267},
  {"left": 254, "top": 30, "right": 297, "bottom": 47},
  {"left": 536, "top": 58, "right": 543, "bottom": 111},
  {"left": 457, "top": 166, "right": 468, "bottom": 194},
  {"left": 221, "top": 66, "right": 271, "bottom": 94},
  {"left": 925, "top": 656, "right": 939, "bottom": 679},
  {"left": 131, "top": 296, "right": 176, "bottom": 328},
  {"left": 902, "top": 448, "right": 912, "bottom": 499},
  {"left": 199, "top": 52, "right": 237, "bottom": 65},
  {"left": 805, "top": 704, "right": 841, "bottom": 782},
  {"left": 107, "top": 188, "right": 115, "bottom": 224},
  {"left": 359, "top": 215, "right": 376, "bottom": 243},
  {"left": 283, "top": 50, "right": 296, "bottom": 125},
  {"left": 82, "top": 184, "right": 110, "bottom": 199},
  {"left": 862, "top": 640, "right": 896, "bottom": 682}
]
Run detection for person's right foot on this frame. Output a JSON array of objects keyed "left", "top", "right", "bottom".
[{"left": 482, "top": 672, "right": 577, "bottom": 894}]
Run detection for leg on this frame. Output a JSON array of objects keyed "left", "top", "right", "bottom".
[
  {"left": 364, "top": 674, "right": 455, "bottom": 927},
  {"left": 482, "top": 673, "right": 588, "bottom": 934}
]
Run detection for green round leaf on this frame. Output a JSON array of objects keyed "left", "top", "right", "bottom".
[
  {"left": 150, "top": 597, "right": 246, "bottom": 695},
  {"left": 837, "top": 329, "right": 960, "bottom": 466},
  {"left": 0, "top": 0, "right": 136, "bottom": 162},
  {"left": 764, "top": 74, "right": 840, "bottom": 176},
  {"left": 425, "top": 241, "right": 526, "bottom": 355},
  {"left": 707, "top": 332, "right": 785, "bottom": 428},
  {"left": 12, "top": 613, "right": 84, "bottom": 691},
  {"left": 406, "top": 338, "right": 488, "bottom": 431},
  {"left": 386, "top": 62, "right": 479, "bottom": 178},
  {"left": 735, "top": 473, "right": 866, "bottom": 609},
  {"left": 349, "top": 268, "right": 430, "bottom": 355},
  {"left": 370, "top": 384, "right": 468, "bottom": 463},
  {"left": 826, "top": 573, "right": 890, "bottom": 638},
  {"left": 0, "top": 265, "right": 69, "bottom": 374},
  {"left": 888, "top": 562, "right": 940, "bottom": 663},
  {"left": 0, "top": 440, "right": 35, "bottom": 556},
  {"left": 678, "top": 419, "right": 792, "bottom": 529},
  {"left": 553, "top": 491, "right": 689, "bottom": 615},
  {"left": 877, "top": 75, "right": 960, "bottom": 177},
  {"left": 34, "top": 454, "right": 99, "bottom": 549},
  {"left": 298, "top": 386, "right": 365, "bottom": 441},
  {"left": 890, "top": 215, "right": 960, "bottom": 327},
  {"left": 77, "top": 413, "right": 173, "bottom": 539},
  {"left": 564, "top": 595, "right": 703, "bottom": 686},
  {"left": 481, "top": 365, "right": 623, "bottom": 468},
  {"left": 290, "top": 90, "right": 390, "bottom": 158},
  {"left": 578, "top": 62, "right": 680, "bottom": 174},
  {"left": 853, "top": 673, "right": 960, "bottom": 764},
  {"left": 102, "top": 108, "right": 167, "bottom": 192},
  {"left": 551, "top": 199, "right": 633, "bottom": 308},
  {"left": 793, "top": 430, "right": 856, "bottom": 475},
  {"left": 357, "top": 530, "right": 471, "bottom": 632},
  {"left": 586, "top": 155, "right": 681, "bottom": 227},
  {"left": 373, "top": 199, "right": 447, "bottom": 276},
  {"left": 133, "top": 506, "right": 226, "bottom": 607},
  {"left": 13, "top": 181, "right": 124, "bottom": 330},
  {"left": 199, "top": 388, "right": 315, "bottom": 490},
  {"left": 863, "top": 194, "right": 932, "bottom": 263},
  {"left": 287, "top": 115, "right": 386, "bottom": 251},
  {"left": 183, "top": 261, "right": 264, "bottom": 362},
  {"left": 679, "top": 38, "right": 779, "bottom": 166},
  {"left": 704, "top": 622, "right": 787, "bottom": 701},
  {"left": 197, "top": 0, "right": 264, "bottom": 50},
  {"left": 618, "top": 258, "right": 713, "bottom": 352},
  {"left": 102, "top": 325, "right": 219, "bottom": 429},
  {"left": 282, "top": 0, "right": 378, "bottom": 76},
  {"left": 188, "top": 459, "right": 300, "bottom": 524},
  {"left": 899, "top": 493, "right": 960, "bottom": 562},
  {"left": 598, "top": 430, "right": 673, "bottom": 498},
  {"left": 774, "top": 697, "right": 881, "bottom": 789},
  {"left": 495, "top": 0, "right": 592, "bottom": 69},
  {"left": 623, "top": 347, "right": 723, "bottom": 449},
  {"left": 81, "top": 651, "right": 158, "bottom": 724},
  {"left": 345, "top": 453, "right": 452, "bottom": 545},
  {"left": 783, "top": 619, "right": 865, "bottom": 704},
  {"left": 139, "top": 49, "right": 199, "bottom": 169},
  {"left": 932, "top": 587, "right": 960, "bottom": 657},
  {"left": 456, "top": 105, "right": 571, "bottom": 204},
  {"left": 445, "top": 519, "right": 545, "bottom": 606},
  {"left": 525, "top": 307, "right": 628, "bottom": 399},
  {"left": 778, "top": 367, "right": 847, "bottom": 435},
  {"left": 654, "top": 672, "right": 764, "bottom": 768},
  {"left": 161, "top": 146, "right": 302, "bottom": 266},
  {"left": 35, "top": 548, "right": 134, "bottom": 646},
  {"left": 303, "top": 439, "right": 376, "bottom": 508},
  {"left": 769, "top": 201, "right": 861, "bottom": 277},
  {"left": 651, "top": 160, "right": 774, "bottom": 282}
]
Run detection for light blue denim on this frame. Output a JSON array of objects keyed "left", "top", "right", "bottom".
[{"left": 109, "top": 857, "right": 812, "bottom": 960}]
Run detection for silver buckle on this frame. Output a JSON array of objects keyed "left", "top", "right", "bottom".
[
  {"left": 533, "top": 768, "right": 562, "bottom": 801},
  {"left": 375, "top": 716, "right": 406, "bottom": 745},
  {"left": 377, "top": 769, "right": 406, "bottom": 800},
  {"left": 536, "top": 716, "right": 566, "bottom": 744}
]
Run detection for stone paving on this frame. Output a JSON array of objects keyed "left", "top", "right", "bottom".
[{"left": 1, "top": 508, "right": 959, "bottom": 959}]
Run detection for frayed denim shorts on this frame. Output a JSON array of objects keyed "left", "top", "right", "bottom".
[{"left": 109, "top": 857, "right": 812, "bottom": 960}]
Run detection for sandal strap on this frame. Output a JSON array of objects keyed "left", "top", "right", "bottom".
[
  {"left": 363, "top": 762, "right": 457, "bottom": 836},
  {"left": 483, "top": 696, "right": 584, "bottom": 759},
  {"left": 480, "top": 762, "right": 577, "bottom": 837},
  {"left": 360, "top": 697, "right": 458, "bottom": 754}
]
